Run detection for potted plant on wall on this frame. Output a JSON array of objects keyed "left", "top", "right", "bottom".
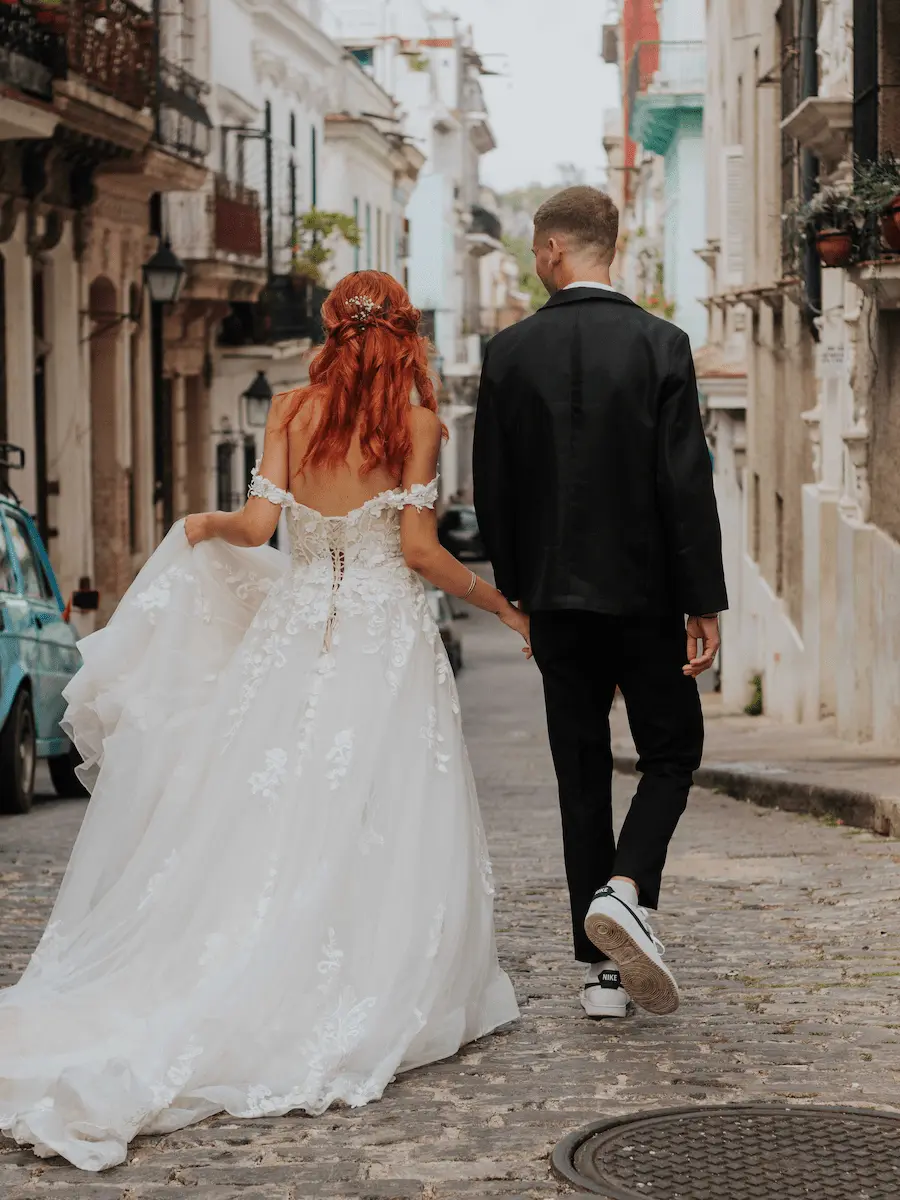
[
  {"left": 785, "top": 188, "right": 863, "bottom": 269},
  {"left": 854, "top": 152, "right": 900, "bottom": 252}
]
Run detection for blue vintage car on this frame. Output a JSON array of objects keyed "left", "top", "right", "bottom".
[{"left": 1, "top": 445, "right": 92, "bottom": 813}]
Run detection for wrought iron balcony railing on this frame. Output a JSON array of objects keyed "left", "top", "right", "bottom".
[
  {"left": 218, "top": 276, "right": 329, "bottom": 347},
  {"left": 214, "top": 174, "right": 263, "bottom": 258},
  {"left": 67, "top": 0, "right": 156, "bottom": 112},
  {"left": 470, "top": 205, "right": 503, "bottom": 243},
  {"left": 157, "top": 55, "right": 212, "bottom": 163},
  {"left": 0, "top": 1, "right": 67, "bottom": 102}
]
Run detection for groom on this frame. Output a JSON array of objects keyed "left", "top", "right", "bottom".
[{"left": 473, "top": 186, "right": 727, "bottom": 1018}]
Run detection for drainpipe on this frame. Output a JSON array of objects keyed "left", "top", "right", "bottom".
[{"left": 800, "top": 0, "right": 821, "bottom": 336}]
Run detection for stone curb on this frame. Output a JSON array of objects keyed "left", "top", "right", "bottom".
[{"left": 612, "top": 751, "right": 900, "bottom": 838}]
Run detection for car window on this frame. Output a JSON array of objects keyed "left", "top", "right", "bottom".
[
  {"left": 5, "top": 512, "right": 52, "bottom": 600},
  {"left": 0, "top": 520, "right": 15, "bottom": 594}
]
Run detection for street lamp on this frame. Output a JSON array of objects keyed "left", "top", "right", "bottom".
[
  {"left": 145, "top": 238, "right": 187, "bottom": 533},
  {"left": 242, "top": 370, "right": 273, "bottom": 428},
  {"left": 143, "top": 239, "right": 187, "bottom": 305}
]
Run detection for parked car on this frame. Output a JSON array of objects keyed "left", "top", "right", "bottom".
[
  {"left": 437, "top": 504, "right": 486, "bottom": 562},
  {"left": 0, "top": 444, "right": 95, "bottom": 813},
  {"left": 425, "top": 584, "right": 463, "bottom": 674}
]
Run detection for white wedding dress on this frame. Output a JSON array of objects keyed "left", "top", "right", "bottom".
[{"left": 0, "top": 472, "right": 518, "bottom": 1171}]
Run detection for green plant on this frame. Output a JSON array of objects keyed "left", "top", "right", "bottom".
[
  {"left": 744, "top": 674, "right": 763, "bottom": 717},
  {"left": 782, "top": 187, "right": 865, "bottom": 272},
  {"left": 406, "top": 52, "right": 429, "bottom": 72},
  {"left": 291, "top": 209, "right": 361, "bottom": 284},
  {"left": 854, "top": 152, "right": 900, "bottom": 208},
  {"left": 638, "top": 291, "right": 676, "bottom": 319},
  {"left": 502, "top": 235, "right": 546, "bottom": 313}
]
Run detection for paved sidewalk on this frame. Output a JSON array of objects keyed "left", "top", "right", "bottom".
[
  {"left": 612, "top": 697, "right": 900, "bottom": 836},
  {"left": 2, "top": 610, "right": 899, "bottom": 1199}
]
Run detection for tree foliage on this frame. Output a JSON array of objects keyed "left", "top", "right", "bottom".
[{"left": 292, "top": 209, "right": 362, "bottom": 284}]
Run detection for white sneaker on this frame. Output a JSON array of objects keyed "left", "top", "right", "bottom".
[
  {"left": 581, "top": 959, "right": 630, "bottom": 1018},
  {"left": 583, "top": 885, "right": 680, "bottom": 1015}
]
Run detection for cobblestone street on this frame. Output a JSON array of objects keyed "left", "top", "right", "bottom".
[{"left": 2, "top": 605, "right": 899, "bottom": 1199}]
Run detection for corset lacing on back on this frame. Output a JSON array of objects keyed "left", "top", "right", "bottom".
[{"left": 248, "top": 465, "right": 440, "bottom": 650}]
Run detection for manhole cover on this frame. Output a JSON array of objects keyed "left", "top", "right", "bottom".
[{"left": 551, "top": 1104, "right": 900, "bottom": 1199}]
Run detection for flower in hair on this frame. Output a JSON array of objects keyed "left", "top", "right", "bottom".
[{"left": 346, "top": 295, "right": 380, "bottom": 326}]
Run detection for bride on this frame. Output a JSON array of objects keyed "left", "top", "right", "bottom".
[{"left": 0, "top": 272, "right": 525, "bottom": 1172}]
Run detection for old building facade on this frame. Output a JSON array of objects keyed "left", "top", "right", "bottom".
[
  {"left": 0, "top": 0, "right": 210, "bottom": 624},
  {"left": 702, "top": 0, "right": 900, "bottom": 745}
]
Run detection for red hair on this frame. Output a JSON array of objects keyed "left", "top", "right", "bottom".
[{"left": 295, "top": 271, "right": 442, "bottom": 476}]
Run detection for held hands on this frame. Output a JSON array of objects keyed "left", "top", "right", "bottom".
[
  {"left": 684, "top": 614, "right": 720, "bottom": 677},
  {"left": 500, "top": 603, "right": 533, "bottom": 660}
]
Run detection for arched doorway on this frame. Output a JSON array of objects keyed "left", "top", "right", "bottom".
[{"left": 88, "top": 276, "right": 127, "bottom": 625}]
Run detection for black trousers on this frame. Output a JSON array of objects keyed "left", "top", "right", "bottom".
[{"left": 530, "top": 609, "right": 704, "bottom": 963}]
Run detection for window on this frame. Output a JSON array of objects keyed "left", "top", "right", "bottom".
[
  {"left": 778, "top": 0, "right": 800, "bottom": 272},
  {"left": 289, "top": 111, "right": 296, "bottom": 148},
  {"left": 350, "top": 47, "right": 375, "bottom": 69},
  {"left": 853, "top": 0, "right": 878, "bottom": 162},
  {"left": 775, "top": 492, "right": 785, "bottom": 596},
  {"left": 0, "top": 521, "right": 15, "bottom": 593},
  {"left": 310, "top": 126, "right": 318, "bottom": 207},
  {"left": 750, "top": 472, "right": 761, "bottom": 562},
  {"left": 216, "top": 440, "right": 235, "bottom": 512},
  {"left": 353, "top": 197, "right": 360, "bottom": 270},
  {"left": 5, "top": 512, "right": 51, "bottom": 599}
]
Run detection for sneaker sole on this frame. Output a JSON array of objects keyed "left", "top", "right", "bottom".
[{"left": 583, "top": 913, "right": 680, "bottom": 1015}]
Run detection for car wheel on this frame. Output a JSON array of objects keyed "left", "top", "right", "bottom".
[
  {"left": 48, "top": 742, "right": 89, "bottom": 799},
  {"left": 0, "top": 688, "right": 37, "bottom": 814}
]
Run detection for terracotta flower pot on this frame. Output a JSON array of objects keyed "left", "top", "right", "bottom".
[{"left": 815, "top": 229, "right": 854, "bottom": 268}]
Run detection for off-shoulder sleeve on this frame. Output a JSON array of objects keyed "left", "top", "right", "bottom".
[
  {"left": 248, "top": 462, "right": 295, "bottom": 509},
  {"left": 401, "top": 477, "right": 439, "bottom": 511}
]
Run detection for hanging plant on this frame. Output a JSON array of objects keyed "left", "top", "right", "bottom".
[
  {"left": 854, "top": 153, "right": 900, "bottom": 253},
  {"left": 291, "top": 209, "right": 362, "bottom": 285},
  {"left": 783, "top": 187, "right": 864, "bottom": 270}
]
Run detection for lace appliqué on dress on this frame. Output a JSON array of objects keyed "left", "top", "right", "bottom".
[{"left": 249, "top": 464, "right": 295, "bottom": 509}]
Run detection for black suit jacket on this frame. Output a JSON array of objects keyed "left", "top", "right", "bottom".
[{"left": 472, "top": 287, "right": 728, "bottom": 618}]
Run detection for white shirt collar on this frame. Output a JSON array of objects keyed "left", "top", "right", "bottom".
[{"left": 563, "top": 280, "right": 617, "bottom": 292}]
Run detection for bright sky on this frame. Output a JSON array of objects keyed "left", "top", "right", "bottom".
[{"left": 446, "top": 0, "right": 622, "bottom": 192}]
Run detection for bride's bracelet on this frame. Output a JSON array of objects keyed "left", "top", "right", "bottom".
[{"left": 462, "top": 571, "right": 478, "bottom": 600}]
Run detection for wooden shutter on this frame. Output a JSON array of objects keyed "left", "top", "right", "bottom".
[{"left": 722, "top": 146, "right": 745, "bottom": 287}]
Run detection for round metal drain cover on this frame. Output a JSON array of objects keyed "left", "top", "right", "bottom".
[{"left": 552, "top": 1104, "right": 900, "bottom": 1199}]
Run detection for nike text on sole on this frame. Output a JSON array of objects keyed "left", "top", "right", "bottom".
[{"left": 583, "top": 912, "right": 680, "bottom": 1016}]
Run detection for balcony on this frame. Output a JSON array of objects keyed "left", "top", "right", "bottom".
[
  {"left": 218, "top": 276, "right": 329, "bottom": 348},
  {"left": 214, "top": 176, "right": 263, "bottom": 258},
  {"left": 67, "top": 0, "right": 156, "bottom": 112},
  {"left": 157, "top": 56, "right": 212, "bottom": 164},
  {"left": 0, "top": 2, "right": 66, "bottom": 104},
  {"left": 627, "top": 40, "right": 706, "bottom": 155},
  {"left": 467, "top": 204, "right": 504, "bottom": 257}
]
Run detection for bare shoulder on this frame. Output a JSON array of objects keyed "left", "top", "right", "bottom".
[
  {"left": 285, "top": 386, "right": 318, "bottom": 433},
  {"left": 408, "top": 404, "right": 442, "bottom": 449}
]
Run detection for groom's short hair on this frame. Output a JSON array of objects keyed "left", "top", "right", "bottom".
[{"left": 533, "top": 187, "right": 619, "bottom": 263}]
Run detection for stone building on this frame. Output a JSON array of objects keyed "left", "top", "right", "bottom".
[
  {"left": 0, "top": 0, "right": 209, "bottom": 623},
  {"left": 702, "top": 0, "right": 900, "bottom": 745}
]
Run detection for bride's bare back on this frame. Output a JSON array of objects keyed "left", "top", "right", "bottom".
[{"left": 286, "top": 390, "right": 402, "bottom": 517}]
